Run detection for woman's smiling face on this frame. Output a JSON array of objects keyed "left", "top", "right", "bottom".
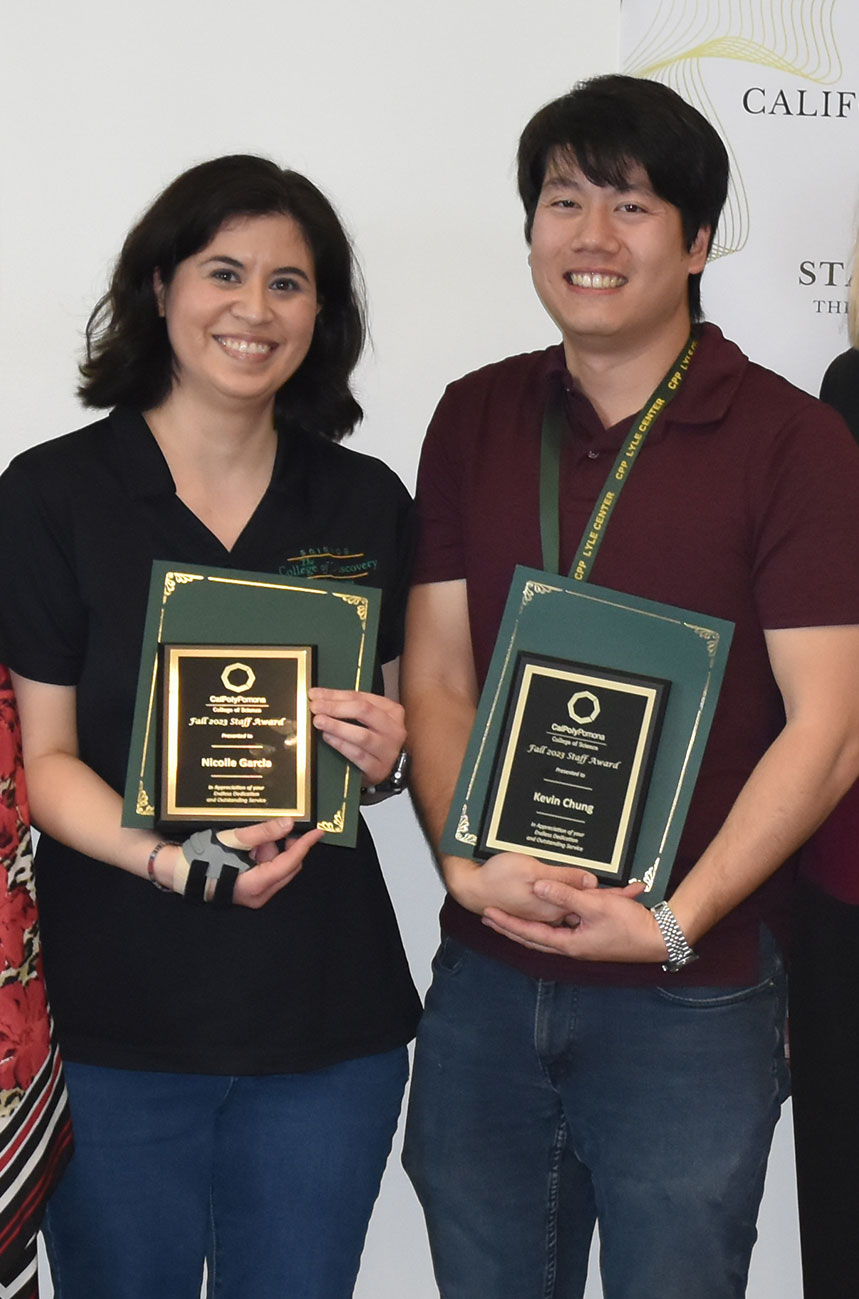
[{"left": 156, "top": 212, "right": 319, "bottom": 413}]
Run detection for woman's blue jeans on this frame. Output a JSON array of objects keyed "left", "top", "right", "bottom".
[
  {"left": 403, "top": 934, "right": 788, "bottom": 1299},
  {"left": 43, "top": 1048, "right": 408, "bottom": 1299}
]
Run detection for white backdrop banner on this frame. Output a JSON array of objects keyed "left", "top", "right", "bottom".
[{"left": 621, "top": 0, "right": 859, "bottom": 395}]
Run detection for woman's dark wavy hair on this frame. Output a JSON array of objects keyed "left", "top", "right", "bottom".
[
  {"left": 517, "top": 75, "right": 730, "bottom": 323},
  {"left": 79, "top": 155, "right": 366, "bottom": 439}
]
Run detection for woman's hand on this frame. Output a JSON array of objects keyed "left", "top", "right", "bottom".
[
  {"left": 223, "top": 819, "right": 324, "bottom": 908},
  {"left": 152, "top": 818, "right": 323, "bottom": 909},
  {"left": 308, "top": 687, "right": 405, "bottom": 788}
]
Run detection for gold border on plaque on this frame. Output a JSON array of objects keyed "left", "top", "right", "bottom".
[
  {"left": 482, "top": 662, "right": 662, "bottom": 874},
  {"left": 160, "top": 645, "right": 312, "bottom": 824}
]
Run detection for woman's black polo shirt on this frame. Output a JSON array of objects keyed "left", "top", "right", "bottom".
[{"left": 0, "top": 408, "right": 421, "bottom": 1074}]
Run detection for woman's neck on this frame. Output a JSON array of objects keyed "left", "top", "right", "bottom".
[{"left": 143, "top": 389, "right": 279, "bottom": 552}]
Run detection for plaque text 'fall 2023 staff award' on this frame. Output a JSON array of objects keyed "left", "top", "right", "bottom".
[
  {"left": 478, "top": 654, "right": 669, "bottom": 881},
  {"left": 159, "top": 644, "right": 314, "bottom": 832}
]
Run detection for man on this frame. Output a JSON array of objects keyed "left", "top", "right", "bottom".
[{"left": 401, "top": 75, "right": 859, "bottom": 1299}]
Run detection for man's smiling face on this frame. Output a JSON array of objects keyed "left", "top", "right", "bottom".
[{"left": 528, "top": 153, "right": 709, "bottom": 361}]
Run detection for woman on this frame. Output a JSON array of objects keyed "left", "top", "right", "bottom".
[
  {"left": 791, "top": 227, "right": 859, "bottom": 1299},
  {"left": 0, "top": 156, "right": 420, "bottom": 1299}
]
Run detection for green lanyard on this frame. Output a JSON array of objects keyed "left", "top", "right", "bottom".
[{"left": 539, "top": 333, "right": 698, "bottom": 581}]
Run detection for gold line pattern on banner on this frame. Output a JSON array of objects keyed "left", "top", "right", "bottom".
[{"left": 624, "top": 0, "right": 841, "bottom": 261}]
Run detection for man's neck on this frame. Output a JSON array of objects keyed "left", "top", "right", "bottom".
[{"left": 563, "top": 320, "right": 695, "bottom": 429}]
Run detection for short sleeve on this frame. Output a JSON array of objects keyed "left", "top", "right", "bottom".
[
  {"left": 0, "top": 455, "right": 87, "bottom": 684},
  {"left": 412, "top": 383, "right": 469, "bottom": 586},
  {"left": 747, "top": 399, "right": 859, "bottom": 630}
]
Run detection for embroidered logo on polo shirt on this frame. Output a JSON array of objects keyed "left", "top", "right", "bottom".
[{"left": 279, "top": 548, "right": 378, "bottom": 581}]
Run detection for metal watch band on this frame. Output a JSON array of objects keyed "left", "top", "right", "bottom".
[
  {"left": 362, "top": 748, "right": 409, "bottom": 804},
  {"left": 652, "top": 901, "right": 699, "bottom": 973}
]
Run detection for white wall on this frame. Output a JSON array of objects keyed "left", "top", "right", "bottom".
[
  {"left": 1, "top": 0, "right": 617, "bottom": 480},
  {"left": 5, "top": 2, "right": 803, "bottom": 1295}
]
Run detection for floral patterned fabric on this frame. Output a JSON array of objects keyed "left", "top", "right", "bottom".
[{"left": 0, "top": 667, "right": 72, "bottom": 1298}]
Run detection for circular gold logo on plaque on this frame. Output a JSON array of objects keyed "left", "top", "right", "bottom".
[
  {"left": 221, "top": 662, "right": 256, "bottom": 693},
  {"left": 567, "top": 691, "right": 600, "bottom": 725}
]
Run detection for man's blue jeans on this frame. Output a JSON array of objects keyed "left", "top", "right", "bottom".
[
  {"left": 44, "top": 1048, "right": 408, "bottom": 1299},
  {"left": 403, "top": 934, "right": 787, "bottom": 1299}
]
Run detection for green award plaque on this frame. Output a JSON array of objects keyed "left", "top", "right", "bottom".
[
  {"left": 441, "top": 566, "right": 734, "bottom": 905},
  {"left": 159, "top": 644, "right": 315, "bottom": 833},
  {"left": 122, "top": 562, "right": 380, "bottom": 847}
]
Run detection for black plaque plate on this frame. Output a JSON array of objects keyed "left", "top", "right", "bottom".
[
  {"left": 158, "top": 644, "right": 314, "bottom": 833},
  {"left": 477, "top": 652, "right": 669, "bottom": 882}
]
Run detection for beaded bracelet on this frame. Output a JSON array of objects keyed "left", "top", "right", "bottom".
[{"left": 146, "top": 841, "right": 175, "bottom": 893}]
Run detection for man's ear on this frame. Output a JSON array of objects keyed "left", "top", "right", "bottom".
[
  {"left": 688, "top": 226, "right": 711, "bottom": 273},
  {"left": 153, "top": 270, "right": 166, "bottom": 318}
]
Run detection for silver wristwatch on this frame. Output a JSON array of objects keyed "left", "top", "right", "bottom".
[
  {"left": 652, "top": 901, "right": 699, "bottom": 973},
  {"left": 361, "top": 748, "right": 409, "bottom": 804}
]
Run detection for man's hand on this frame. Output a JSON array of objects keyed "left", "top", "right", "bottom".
[
  {"left": 482, "top": 876, "right": 669, "bottom": 962},
  {"left": 446, "top": 852, "right": 599, "bottom": 923}
]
